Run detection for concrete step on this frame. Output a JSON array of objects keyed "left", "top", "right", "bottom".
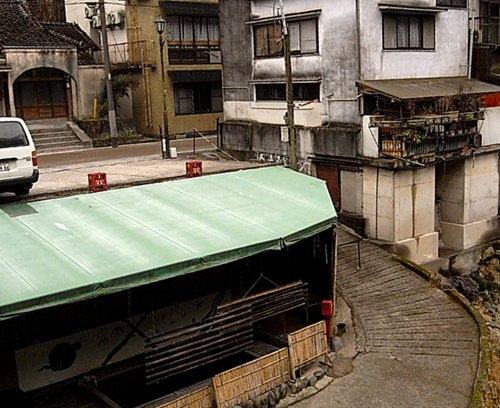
[{"left": 27, "top": 121, "right": 89, "bottom": 154}]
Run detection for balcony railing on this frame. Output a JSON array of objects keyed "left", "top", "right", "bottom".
[
  {"left": 474, "top": 16, "right": 500, "bottom": 44},
  {"left": 372, "top": 111, "right": 484, "bottom": 159},
  {"left": 100, "top": 40, "right": 155, "bottom": 67}
]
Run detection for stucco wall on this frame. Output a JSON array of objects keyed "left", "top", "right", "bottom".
[
  {"left": 358, "top": 3, "right": 468, "bottom": 80},
  {"left": 78, "top": 66, "right": 105, "bottom": 119},
  {"left": 6, "top": 50, "right": 78, "bottom": 82}
]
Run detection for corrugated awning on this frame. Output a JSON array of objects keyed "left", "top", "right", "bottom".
[
  {"left": 0, "top": 167, "right": 337, "bottom": 320},
  {"left": 378, "top": 3, "right": 446, "bottom": 14},
  {"left": 168, "top": 70, "right": 221, "bottom": 83},
  {"left": 357, "top": 77, "right": 500, "bottom": 101}
]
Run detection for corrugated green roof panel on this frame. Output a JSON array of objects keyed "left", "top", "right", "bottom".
[{"left": 0, "top": 167, "right": 337, "bottom": 319}]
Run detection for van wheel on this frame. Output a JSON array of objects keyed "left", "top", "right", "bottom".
[{"left": 14, "top": 188, "right": 30, "bottom": 196}]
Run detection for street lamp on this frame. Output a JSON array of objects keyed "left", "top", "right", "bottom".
[{"left": 154, "top": 15, "right": 170, "bottom": 159}]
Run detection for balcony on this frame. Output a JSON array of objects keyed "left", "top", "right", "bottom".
[
  {"left": 371, "top": 111, "right": 484, "bottom": 159},
  {"left": 474, "top": 16, "right": 500, "bottom": 44},
  {"left": 104, "top": 40, "right": 155, "bottom": 69}
]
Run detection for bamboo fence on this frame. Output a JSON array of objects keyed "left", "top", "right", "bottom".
[
  {"left": 212, "top": 348, "right": 290, "bottom": 408},
  {"left": 156, "top": 386, "right": 213, "bottom": 408},
  {"left": 287, "top": 321, "right": 328, "bottom": 379}
]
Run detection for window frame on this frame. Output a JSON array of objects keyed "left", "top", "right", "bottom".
[
  {"left": 167, "top": 15, "right": 220, "bottom": 65},
  {"left": 436, "top": 0, "right": 467, "bottom": 8},
  {"left": 255, "top": 83, "right": 320, "bottom": 102},
  {"left": 253, "top": 17, "right": 318, "bottom": 58},
  {"left": 173, "top": 82, "right": 223, "bottom": 115},
  {"left": 383, "top": 13, "right": 435, "bottom": 51}
]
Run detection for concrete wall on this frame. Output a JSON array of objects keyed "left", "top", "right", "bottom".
[
  {"left": 358, "top": 3, "right": 468, "bottom": 80},
  {"left": 362, "top": 165, "right": 438, "bottom": 262},
  {"left": 78, "top": 65, "right": 105, "bottom": 119},
  {"left": 479, "top": 107, "right": 500, "bottom": 147},
  {"left": 437, "top": 153, "right": 500, "bottom": 249},
  {"left": 6, "top": 50, "right": 78, "bottom": 82}
]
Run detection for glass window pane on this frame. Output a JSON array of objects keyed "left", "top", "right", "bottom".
[
  {"left": 254, "top": 25, "right": 269, "bottom": 57},
  {"left": 268, "top": 24, "right": 283, "bottom": 55},
  {"left": 194, "top": 17, "right": 208, "bottom": 46},
  {"left": 0, "top": 122, "right": 28, "bottom": 147},
  {"left": 167, "top": 16, "right": 181, "bottom": 43},
  {"left": 37, "top": 82, "right": 51, "bottom": 105},
  {"left": 423, "top": 16, "right": 435, "bottom": 49},
  {"left": 51, "top": 81, "right": 66, "bottom": 104},
  {"left": 175, "top": 85, "right": 193, "bottom": 114},
  {"left": 409, "top": 16, "right": 422, "bottom": 48},
  {"left": 397, "top": 16, "right": 409, "bottom": 48},
  {"left": 181, "top": 17, "right": 194, "bottom": 45},
  {"left": 383, "top": 14, "right": 397, "bottom": 49},
  {"left": 207, "top": 17, "right": 220, "bottom": 44},
  {"left": 289, "top": 21, "right": 301, "bottom": 52},
  {"left": 300, "top": 19, "right": 317, "bottom": 53},
  {"left": 20, "top": 83, "right": 35, "bottom": 106}
]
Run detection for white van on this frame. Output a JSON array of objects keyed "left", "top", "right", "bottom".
[{"left": 0, "top": 117, "right": 39, "bottom": 196}]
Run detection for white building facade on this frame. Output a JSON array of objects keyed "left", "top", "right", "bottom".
[{"left": 220, "top": 0, "right": 500, "bottom": 264}]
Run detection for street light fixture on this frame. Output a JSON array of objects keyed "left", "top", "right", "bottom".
[{"left": 154, "top": 15, "right": 170, "bottom": 159}]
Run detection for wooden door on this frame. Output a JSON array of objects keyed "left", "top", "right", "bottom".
[{"left": 316, "top": 164, "right": 340, "bottom": 210}]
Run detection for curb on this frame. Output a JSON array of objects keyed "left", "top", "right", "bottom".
[{"left": 394, "top": 256, "right": 491, "bottom": 408}]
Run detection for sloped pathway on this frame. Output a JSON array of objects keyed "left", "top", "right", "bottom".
[{"left": 293, "top": 227, "right": 480, "bottom": 408}]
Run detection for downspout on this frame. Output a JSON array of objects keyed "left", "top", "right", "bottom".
[{"left": 468, "top": 2, "right": 475, "bottom": 78}]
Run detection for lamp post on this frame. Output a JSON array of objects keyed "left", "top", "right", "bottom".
[{"left": 154, "top": 15, "right": 170, "bottom": 159}]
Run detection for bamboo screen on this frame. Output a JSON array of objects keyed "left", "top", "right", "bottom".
[
  {"left": 212, "top": 348, "right": 290, "bottom": 408},
  {"left": 156, "top": 386, "right": 213, "bottom": 408},
  {"left": 288, "top": 321, "right": 328, "bottom": 378}
]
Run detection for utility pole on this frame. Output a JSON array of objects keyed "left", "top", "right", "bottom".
[
  {"left": 99, "top": 0, "right": 118, "bottom": 147},
  {"left": 279, "top": 0, "right": 297, "bottom": 171}
]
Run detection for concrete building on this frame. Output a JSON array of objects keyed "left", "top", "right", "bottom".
[
  {"left": 0, "top": 0, "right": 101, "bottom": 121},
  {"left": 219, "top": 0, "right": 500, "bottom": 263},
  {"left": 123, "top": 0, "right": 223, "bottom": 138},
  {"left": 66, "top": 0, "right": 132, "bottom": 118}
]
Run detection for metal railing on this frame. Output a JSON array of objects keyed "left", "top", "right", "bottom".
[
  {"left": 96, "top": 40, "right": 155, "bottom": 67},
  {"left": 474, "top": 16, "right": 500, "bottom": 44}
]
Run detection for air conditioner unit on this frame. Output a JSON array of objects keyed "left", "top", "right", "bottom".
[
  {"left": 91, "top": 15, "right": 102, "bottom": 28},
  {"left": 107, "top": 11, "right": 119, "bottom": 26},
  {"left": 84, "top": 5, "right": 98, "bottom": 19}
]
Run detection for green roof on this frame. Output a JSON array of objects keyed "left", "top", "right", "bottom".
[{"left": 0, "top": 166, "right": 337, "bottom": 320}]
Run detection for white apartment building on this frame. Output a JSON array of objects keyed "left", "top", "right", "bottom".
[{"left": 219, "top": 0, "right": 500, "bottom": 264}]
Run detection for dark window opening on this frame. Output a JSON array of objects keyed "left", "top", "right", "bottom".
[
  {"left": 174, "top": 82, "right": 222, "bottom": 115},
  {"left": 255, "top": 83, "right": 320, "bottom": 101},
  {"left": 436, "top": 0, "right": 467, "bottom": 7}
]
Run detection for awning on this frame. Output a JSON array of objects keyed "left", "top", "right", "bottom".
[
  {"left": 0, "top": 167, "right": 337, "bottom": 320},
  {"left": 357, "top": 77, "right": 500, "bottom": 101},
  {"left": 169, "top": 70, "right": 221, "bottom": 83},
  {"left": 378, "top": 3, "right": 446, "bottom": 14}
]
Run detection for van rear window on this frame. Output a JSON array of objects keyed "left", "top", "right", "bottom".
[{"left": 0, "top": 122, "right": 29, "bottom": 147}]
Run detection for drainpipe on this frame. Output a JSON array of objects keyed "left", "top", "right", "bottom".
[{"left": 468, "top": 4, "right": 475, "bottom": 78}]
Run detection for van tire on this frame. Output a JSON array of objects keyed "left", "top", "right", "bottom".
[{"left": 14, "top": 187, "right": 30, "bottom": 196}]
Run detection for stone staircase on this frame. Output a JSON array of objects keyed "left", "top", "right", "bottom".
[{"left": 26, "top": 119, "right": 93, "bottom": 154}]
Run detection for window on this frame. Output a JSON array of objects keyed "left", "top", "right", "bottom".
[
  {"left": 174, "top": 82, "right": 222, "bottom": 115},
  {"left": 254, "top": 18, "right": 318, "bottom": 58},
  {"left": 255, "top": 83, "right": 320, "bottom": 101},
  {"left": 167, "top": 16, "right": 220, "bottom": 64},
  {"left": 383, "top": 14, "right": 435, "bottom": 50},
  {"left": 436, "top": 0, "right": 467, "bottom": 7}
]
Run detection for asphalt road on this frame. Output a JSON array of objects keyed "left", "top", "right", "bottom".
[{"left": 37, "top": 136, "right": 218, "bottom": 168}]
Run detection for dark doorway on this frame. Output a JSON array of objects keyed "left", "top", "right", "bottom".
[
  {"left": 12, "top": 68, "right": 69, "bottom": 120},
  {"left": 316, "top": 165, "right": 340, "bottom": 210}
]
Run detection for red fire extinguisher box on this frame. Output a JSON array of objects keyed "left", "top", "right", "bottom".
[{"left": 321, "top": 299, "right": 333, "bottom": 317}]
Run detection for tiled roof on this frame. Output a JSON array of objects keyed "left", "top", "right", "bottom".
[
  {"left": 42, "top": 22, "right": 101, "bottom": 65},
  {"left": 0, "top": 0, "right": 72, "bottom": 49},
  {"left": 42, "top": 22, "right": 100, "bottom": 51}
]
